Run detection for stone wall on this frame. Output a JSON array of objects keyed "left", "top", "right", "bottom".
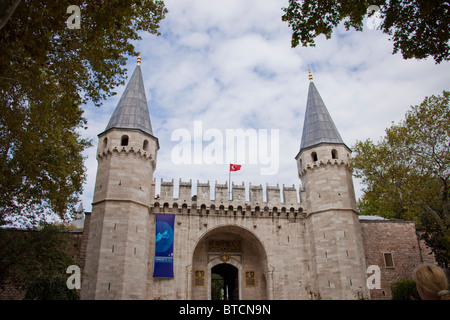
[
  {"left": 1, "top": 213, "right": 437, "bottom": 300},
  {"left": 147, "top": 203, "right": 311, "bottom": 300},
  {"left": 359, "top": 218, "right": 435, "bottom": 300}
]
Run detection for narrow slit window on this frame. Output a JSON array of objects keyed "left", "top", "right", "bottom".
[
  {"left": 121, "top": 135, "right": 129, "bottom": 146},
  {"left": 331, "top": 149, "right": 338, "bottom": 159},
  {"left": 143, "top": 139, "right": 149, "bottom": 150}
]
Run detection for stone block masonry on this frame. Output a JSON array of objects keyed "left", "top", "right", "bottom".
[{"left": 360, "top": 218, "right": 435, "bottom": 300}]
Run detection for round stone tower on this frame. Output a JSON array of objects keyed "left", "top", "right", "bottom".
[
  {"left": 295, "top": 71, "right": 369, "bottom": 299},
  {"left": 81, "top": 55, "right": 159, "bottom": 299}
]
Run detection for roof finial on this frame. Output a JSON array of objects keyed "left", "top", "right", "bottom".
[
  {"left": 137, "top": 52, "right": 141, "bottom": 66},
  {"left": 308, "top": 69, "right": 313, "bottom": 82}
]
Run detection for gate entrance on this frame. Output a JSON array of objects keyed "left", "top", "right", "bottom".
[
  {"left": 191, "top": 225, "right": 269, "bottom": 299},
  {"left": 211, "top": 263, "right": 238, "bottom": 300}
]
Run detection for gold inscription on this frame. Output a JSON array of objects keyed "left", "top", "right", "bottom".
[
  {"left": 194, "top": 270, "right": 205, "bottom": 287},
  {"left": 245, "top": 271, "right": 255, "bottom": 287},
  {"left": 208, "top": 240, "right": 241, "bottom": 252}
]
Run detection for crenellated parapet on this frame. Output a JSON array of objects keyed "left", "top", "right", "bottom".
[
  {"left": 151, "top": 178, "right": 306, "bottom": 219},
  {"left": 97, "top": 146, "right": 156, "bottom": 161},
  {"left": 97, "top": 146, "right": 156, "bottom": 170},
  {"left": 299, "top": 157, "right": 349, "bottom": 176},
  {"left": 296, "top": 144, "right": 351, "bottom": 178}
]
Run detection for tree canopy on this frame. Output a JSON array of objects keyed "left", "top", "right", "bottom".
[
  {"left": 282, "top": 0, "right": 450, "bottom": 64},
  {"left": 352, "top": 91, "right": 450, "bottom": 267},
  {"left": 0, "top": 1, "right": 167, "bottom": 226}
]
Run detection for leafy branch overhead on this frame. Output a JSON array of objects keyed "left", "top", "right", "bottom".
[
  {"left": 282, "top": 0, "right": 450, "bottom": 64},
  {"left": 0, "top": 0, "right": 167, "bottom": 226}
]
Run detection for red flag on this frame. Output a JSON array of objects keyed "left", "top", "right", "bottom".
[{"left": 230, "top": 164, "right": 241, "bottom": 172}]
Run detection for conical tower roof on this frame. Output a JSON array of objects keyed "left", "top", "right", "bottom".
[
  {"left": 104, "top": 55, "right": 154, "bottom": 136},
  {"left": 299, "top": 73, "right": 344, "bottom": 152}
]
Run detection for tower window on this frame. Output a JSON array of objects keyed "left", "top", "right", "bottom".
[
  {"left": 311, "top": 152, "right": 318, "bottom": 162},
  {"left": 103, "top": 137, "right": 108, "bottom": 148},
  {"left": 143, "top": 139, "right": 149, "bottom": 151},
  {"left": 121, "top": 135, "right": 129, "bottom": 146},
  {"left": 331, "top": 149, "right": 338, "bottom": 159}
]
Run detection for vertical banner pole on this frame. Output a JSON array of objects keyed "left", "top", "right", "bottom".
[{"left": 228, "top": 164, "right": 231, "bottom": 200}]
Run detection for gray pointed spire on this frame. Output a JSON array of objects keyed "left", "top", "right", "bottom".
[
  {"left": 104, "top": 60, "right": 154, "bottom": 136},
  {"left": 299, "top": 79, "right": 344, "bottom": 151}
]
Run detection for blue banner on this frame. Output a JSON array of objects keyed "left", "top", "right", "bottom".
[{"left": 153, "top": 214, "right": 175, "bottom": 278}]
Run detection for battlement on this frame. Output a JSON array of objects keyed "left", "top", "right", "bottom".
[
  {"left": 296, "top": 144, "right": 351, "bottom": 177},
  {"left": 152, "top": 178, "right": 305, "bottom": 218},
  {"left": 97, "top": 146, "right": 156, "bottom": 163}
]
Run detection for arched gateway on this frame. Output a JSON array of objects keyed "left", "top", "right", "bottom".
[
  {"left": 81, "top": 58, "right": 373, "bottom": 300},
  {"left": 191, "top": 226, "right": 270, "bottom": 300}
]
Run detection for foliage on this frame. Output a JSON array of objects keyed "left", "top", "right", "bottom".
[
  {"left": 352, "top": 91, "right": 450, "bottom": 267},
  {"left": 391, "top": 279, "right": 420, "bottom": 300},
  {"left": 0, "top": 1, "right": 167, "bottom": 226},
  {"left": 282, "top": 0, "right": 450, "bottom": 64},
  {"left": 304, "top": 285, "right": 321, "bottom": 300},
  {"left": 24, "top": 275, "right": 79, "bottom": 300},
  {"left": 211, "top": 273, "right": 224, "bottom": 300},
  {"left": 0, "top": 224, "right": 79, "bottom": 299}
]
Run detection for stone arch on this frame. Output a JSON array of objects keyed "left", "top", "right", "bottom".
[
  {"left": 191, "top": 225, "right": 270, "bottom": 300},
  {"left": 289, "top": 207, "right": 295, "bottom": 216},
  {"left": 272, "top": 207, "right": 278, "bottom": 216},
  {"left": 163, "top": 202, "right": 170, "bottom": 213}
]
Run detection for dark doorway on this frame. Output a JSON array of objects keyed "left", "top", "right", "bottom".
[{"left": 211, "top": 263, "right": 238, "bottom": 300}]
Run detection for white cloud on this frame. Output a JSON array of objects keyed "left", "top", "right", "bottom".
[{"left": 79, "top": 0, "right": 450, "bottom": 211}]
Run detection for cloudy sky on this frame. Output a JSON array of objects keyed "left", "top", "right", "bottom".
[{"left": 80, "top": 0, "right": 450, "bottom": 212}]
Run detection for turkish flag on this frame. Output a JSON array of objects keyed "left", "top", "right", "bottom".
[{"left": 230, "top": 164, "right": 242, "bottom": 171}]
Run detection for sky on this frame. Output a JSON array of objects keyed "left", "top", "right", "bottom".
[{"left": 79, "top": 0, "right": 450, "bottom": 212}]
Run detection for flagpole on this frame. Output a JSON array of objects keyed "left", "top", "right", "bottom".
[{"left": 228, "top": 164, "right": 231, "bottom": 200}]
